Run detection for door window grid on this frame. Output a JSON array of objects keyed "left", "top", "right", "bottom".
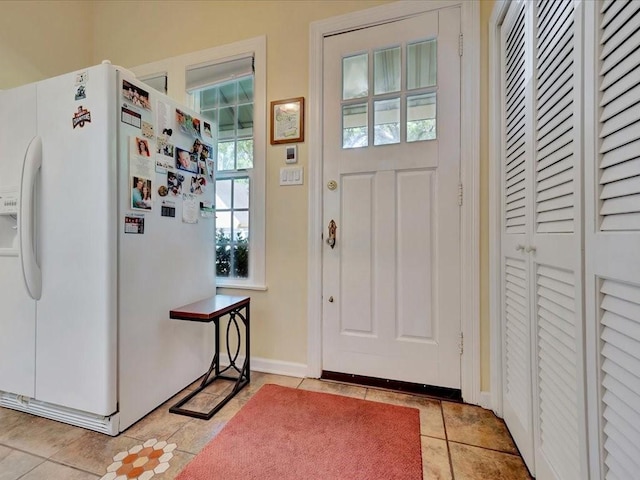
[{"left": 341, "top": 39, "right": 438, "bottom": 149}]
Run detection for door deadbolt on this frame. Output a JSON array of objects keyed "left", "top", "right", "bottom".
[{"left": 328, "top": 296, "right": 334, "bottom": 302}]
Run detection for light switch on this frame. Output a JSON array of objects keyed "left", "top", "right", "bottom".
[{"left": 279, "top": 166, "right": 304, "bottom": 186}]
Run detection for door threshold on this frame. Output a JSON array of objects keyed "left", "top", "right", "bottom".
[{"left": 321, "top": 371, "right": 462, "bottom": 402}]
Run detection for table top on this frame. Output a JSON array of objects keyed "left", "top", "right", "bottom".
[{"left": 170, "top": 295, "right": 250, "bottom": 322}]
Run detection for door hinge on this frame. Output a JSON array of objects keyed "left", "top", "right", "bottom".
[
  {"left": 458, "top": 183, "right": 463, "bottom": 206},
  {"left": 459, "top": 332, "right": 464, "bottom": 355},
  {"left": 459, "top": 34, "right": 463, "bottom": 57}
]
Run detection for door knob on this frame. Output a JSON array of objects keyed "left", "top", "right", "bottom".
[
  {"left": 327, "top": 220, "right": 337, "bottom": 249},
  {"left": 525, "top": 245, "right": 537, "bottom": 253},
  {"left": 328, "top": 296, "right": 334, "bottom": 303},
  {"left": 516, "top": 244, "right": 525, "bottom": 252}
]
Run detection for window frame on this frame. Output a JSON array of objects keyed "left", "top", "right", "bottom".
[{"left": 131, "top": 36, "right": 267, "bottom": 290}]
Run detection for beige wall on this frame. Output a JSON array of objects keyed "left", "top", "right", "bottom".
[
  {"left": 0, "top": 1, "right": 93, "bottom": 89},
  {"left": 1, "top": 0, "right": 497, "bottom": 390}
]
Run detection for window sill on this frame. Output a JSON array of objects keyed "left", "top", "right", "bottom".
[{"left": 216, "top": 281, "right": 268, "bottom": 292}]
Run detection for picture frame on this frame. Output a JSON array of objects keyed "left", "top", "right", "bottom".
[{"left": 270, "top": 97, "right": 304, "bottom": 144}]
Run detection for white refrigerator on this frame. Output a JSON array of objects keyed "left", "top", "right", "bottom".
[{"left": 0, "top": 62, "right": 216, "bottom": 435}]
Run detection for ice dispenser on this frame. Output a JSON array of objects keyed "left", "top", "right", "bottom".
[{"left": 0, "top": 187, "right": 19, "bottom": 255}]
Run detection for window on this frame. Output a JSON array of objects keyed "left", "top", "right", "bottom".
[
  {"left": 188, "top": 66, "right": 254, "bottom": 280},
  {"left": 131, "top": 37, "right": 267, "bottom": 290}
]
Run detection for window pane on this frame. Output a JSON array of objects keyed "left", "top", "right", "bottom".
[
  {"left": 237, "top": 140, "right": 253, "bottom": 169},
  {"left": 374, "top": 46, "right": 401, "bottom": 95},
  {"left": 374, "top": 98, "right": 400, "bottom": 145},
  {"left": 407, "top": 39, "right": 437, "bottom": 90},
  {"left": 217, "top": 141, "right": 235, "bottom": 170},
  {"left": 234, "top": 210, "right": 249, "bottom": 240},
  {"left": 342, "top": 54, "right": 368, "bottom": 100},
  {"left": 201, "top": 108, "right": 216, "bottom": 124},
  {"left": 407, "top": 93, "right": 437, "bottom": 142},
  {"left": 233, "top": 178, "right": 250, "bottom": 209},
  {"left": 237, "top": 103, "right": 254, "bottom": 137},
  {"left": 201, "top": 88, "right": 217, "bottom": 110},
  {"left": 218, "top": 106, "right": 235, "bottom": 139},
  {"left": 219, "top": 82, "right": 236, "bottom": 107},
  {"left": 215, "top": 212, "right": 232, "bottom": 278},
  {"left": 216, "top": 179, "right": 232, "bottom": 209},
  {"left": 238, "top": 77, "right": 253, "bottom": 103},
  {"left": 342, "top": 103, "right": 368, "bottom": 149}
]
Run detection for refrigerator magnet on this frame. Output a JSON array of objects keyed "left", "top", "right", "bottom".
[
  {"left": 142, "top": 121, "right": 154, "bottom": 139},
  {"left": 75, "top": 84, "right": 86, "bottom": 101},
  {"left": 72, "top": 106, "right": 92, "bottom": 129},
  {"left": 124, "top": 214, "right": 145, "bottom": 234},
  {"left": 161, "top": 200, "right": 176, "bottom": 218},
  {"left": 121, "top": 106, "right": 141, "bottom": 128}
]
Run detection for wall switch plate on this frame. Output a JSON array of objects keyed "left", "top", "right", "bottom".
[
  {"left": 280, "top": 166, "right": 304, "bottom": 186},
  {"left": 285, "top": 145, "right": 298, "bottom": 164}
]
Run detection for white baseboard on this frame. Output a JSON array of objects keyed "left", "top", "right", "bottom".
[
  {"left": 478, "top": 391, "right": 492, "bottom": 410},
  {"left": 219, "top": 354, "right": 307, "bottom": 378}
]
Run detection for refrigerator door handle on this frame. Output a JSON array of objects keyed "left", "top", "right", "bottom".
[{"left": 19, "top": 136, "right": 42, "bottom": 300}]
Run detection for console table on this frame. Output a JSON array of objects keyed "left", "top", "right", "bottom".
[{"left": 168, "top": 295, "right": 250, "bottom": 419}]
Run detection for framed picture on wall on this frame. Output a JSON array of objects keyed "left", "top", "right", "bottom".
[{"left": 270, "top": 97, "right": 304, "bottom": 144}]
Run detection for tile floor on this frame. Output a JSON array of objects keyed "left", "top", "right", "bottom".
[{"left": 0, "top": 372, "right": 532, "bottom": 479}]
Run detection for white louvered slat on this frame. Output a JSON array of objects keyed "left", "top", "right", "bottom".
[
  {"left": 601, "top": 142, "right": 639, "bottom": 174},
  {"left": 600, "top": 83, "right": 640, "bottom": 125},
  {"left": 505, "top": 256, "right": 528, "bottom": 422},
  {"left": 600, "top": 279, "right": 640, "bottom": 480},
  {"left": 600, "top": 1, "right": 640, "bottom": 48},
  {"left": 535, "top": 0, "right": 576, "bottom": 239},
  {"left": 601, "top": 29, "right": 640, "bottom": 76},
  {"left": 504, "top": 3, "right": 528, "bottom": 235},
  {"left": 599, "top": 2, "right": 640, "bottom": 236},
  {"left": 601, "top": 0, "right": 629, "bottom": 28},
  {"left": 536, "top": 261, "right": 579, "bottom": 480}
]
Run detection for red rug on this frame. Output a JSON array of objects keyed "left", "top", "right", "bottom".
[{"left": 176, "top": 384, "right": 423, "bottom": 480}]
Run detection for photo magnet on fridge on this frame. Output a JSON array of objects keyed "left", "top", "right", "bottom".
[
  {"left": 72, "top": 106, "right": 92, "bottom": 129},
  {"left": 75, "top": 85, "right": 86, "bottom": 101},
  {"left": 122, "top": 79, "right": 151, "bottom": 110}
]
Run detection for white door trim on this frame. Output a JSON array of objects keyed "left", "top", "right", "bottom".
[
  {"left": 307, "top": 0, "right": 481, "bottom": 404},
  {"left": 488, "top": 0, "right": 510, "bottom": 417}
]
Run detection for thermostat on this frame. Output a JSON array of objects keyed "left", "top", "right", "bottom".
[{"left": 285, "top": 145, "right": 298, "bottom": 164}]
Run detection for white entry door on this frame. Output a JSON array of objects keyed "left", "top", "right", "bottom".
[{"left": 322, "top": 8, "right": 462, "bottom": 389}]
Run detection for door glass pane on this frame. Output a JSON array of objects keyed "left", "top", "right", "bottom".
[
  {"left": 374, "top": 98, "right": 400, "bottom": 145},
  {"left": 407, "top": 39, "right": 437, "bottom": 90},
  {"left": 407, "top": 93, "right": 436, "bottom": 142},
  {"left": 374, "top": 46, "right": 401, "bottom": 94},
  {"left": 343, "top": 54, "right": 368, "bottom": 100},
  {"left": 342, "top": 103, "right": 368, "bottom": 148}
]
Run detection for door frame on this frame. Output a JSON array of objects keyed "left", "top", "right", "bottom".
[
  {"left": 488, "top": 0, "right": 510, "bottom": 418},
  {"left": 307, "top": 0, "right": 481, "bottom": 404}
]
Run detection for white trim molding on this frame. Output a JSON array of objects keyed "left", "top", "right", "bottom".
[
  {"left": 488, "top": 0, "right": 510, "bottom": 418},
  {"left": 307, "top": 0, "right": 481, "bottom": 404},
  {"left": 219, "top": 355, "right": 306, "bottom": 379}
]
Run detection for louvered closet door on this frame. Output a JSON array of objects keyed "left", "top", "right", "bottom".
[
  {"left": 585, "top": 1, "right": 640, "bottom": 479},
  {"left": 500, "top": 0, "right": 536, "bottom": 471},
  {"left": 530, "top": 1, "right": 588, "bottom": 479}
]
